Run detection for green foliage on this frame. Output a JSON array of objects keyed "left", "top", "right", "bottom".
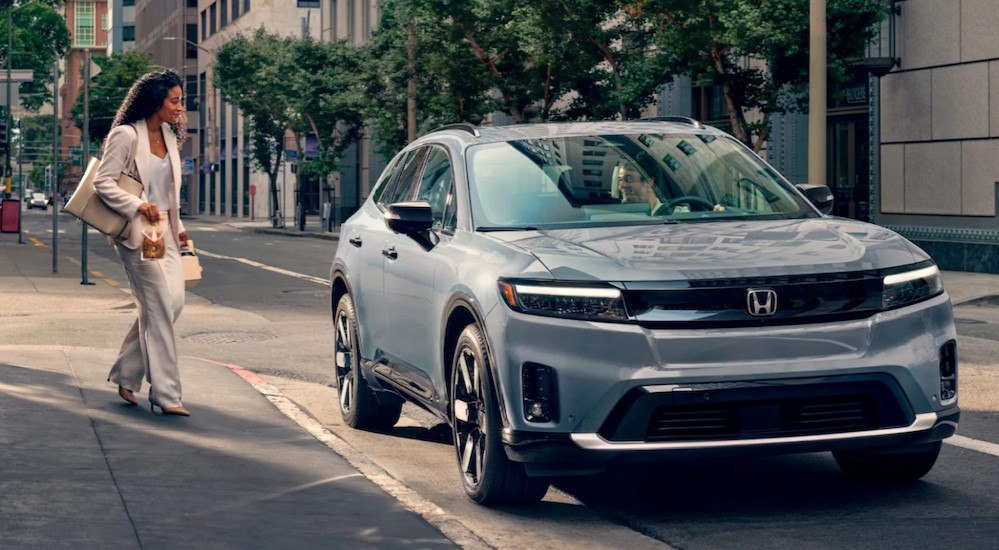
[
  {"left": 215, "top": 1, "right": 887, "bottom": 167},
  {"left": 17, "top": 113, "right": 53, "bottom": 163},
  {"left": 630, "top": 0, "right": 887, "bottom": 149},
  {"left": 0, "top": 0, "right": 71, "bottom": 112},
  {"left": 213, "top": 29, "right": 295, "bottom": 184},
  {"left": 290, "top": 38, "right": 365, "bottom": 179},
  {"left": 70, "top": 50, "right": 157, "bottom": 147},
  {"left": 213, "top": 28, "right": 366, "bottom": 212}
]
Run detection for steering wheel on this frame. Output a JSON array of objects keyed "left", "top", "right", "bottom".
[{"left": 664, "top": 196, "right": 716, "bottom": 212}]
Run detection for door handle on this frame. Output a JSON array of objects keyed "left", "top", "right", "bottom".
[
  {"left": 348, "top": 236, "right": 362, "bottom": 247},
  {"left": 382, "top": 246, "right": 398, "bottom": 260}
]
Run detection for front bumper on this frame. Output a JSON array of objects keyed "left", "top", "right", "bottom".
[
  {"left": 486, "top": 293, "right": 958, "bottom": 472},
  {"left": 504, "top": 406, "right": 959, "bottom": 475}
]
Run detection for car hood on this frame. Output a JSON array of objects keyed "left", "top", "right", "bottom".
[{"left": 490, "top": 218, "right": 923, "bottom": 281}]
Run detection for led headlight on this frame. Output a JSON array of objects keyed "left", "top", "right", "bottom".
[
  {"left": 882, "top": 264, "right": 944, "bottom": 310},
  {"left": 498, "top": 279, "right": 630, "bottom": 321}
]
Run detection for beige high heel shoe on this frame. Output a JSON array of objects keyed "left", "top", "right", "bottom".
[
  {"left": 118, "top": 386, "right": 138, "bottom": 406},
  {"left": 149, "top": 399, "right": 191, "bottom": 417}
]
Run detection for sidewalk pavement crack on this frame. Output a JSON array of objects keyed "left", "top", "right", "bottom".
[{"left": 63, "top": 349, "right": 145, "bottom": 550}]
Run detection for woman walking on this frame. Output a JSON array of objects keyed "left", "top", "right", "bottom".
[{"left": 94, "top": 69, "right": 191, "bottom": 416}]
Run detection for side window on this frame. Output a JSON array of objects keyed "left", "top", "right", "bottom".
[
  {"left": 382, "top": 147, "right": 429, "bottom": 205},
  {"left": 371, "top": 153, "right": 406, "bottom": 205},
  {"left": 415, "top": 146, "right": 454, "bottom": 228}
]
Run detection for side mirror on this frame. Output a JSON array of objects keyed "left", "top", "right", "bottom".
[
  {"left": 796, "top": 183, "right": 834, "bottom": 215},
  {"left": 385, "top": 201, "right": 434, "bottom": 234}
]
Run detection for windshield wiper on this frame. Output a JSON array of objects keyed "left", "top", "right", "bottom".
[{"left": 476, "top": 226, "right": 539, "bottom": 232}]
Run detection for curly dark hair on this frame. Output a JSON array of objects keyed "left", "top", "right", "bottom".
[{"left": 107, "top": 69, "right": 187, "bottom": 147}]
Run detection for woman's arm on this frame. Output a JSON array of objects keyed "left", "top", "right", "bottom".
[{"left": 93, "top": 125, "right": 144, "bottom": 219}]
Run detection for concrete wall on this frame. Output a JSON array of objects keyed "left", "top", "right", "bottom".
[{"left": 877, "top": 0, "right": 999, "bottom": 272}]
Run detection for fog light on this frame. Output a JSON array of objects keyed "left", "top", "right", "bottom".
[
  {"left": 939, "top": 340, "right": 957, "bottom": 402},
  {"left": 522, "top": 363, "right": 557, "bottom": 423}
]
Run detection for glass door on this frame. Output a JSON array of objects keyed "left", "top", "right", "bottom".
[{"left": 827, "top": 116, "right": 870, "bottom": 221}]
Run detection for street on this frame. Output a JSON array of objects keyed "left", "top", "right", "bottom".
[{"left": 10, "top": 208, "right": 999, "bottom": 549}]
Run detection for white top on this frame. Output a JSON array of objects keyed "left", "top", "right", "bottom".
[{"left": 146, "top": 154, "right": 174, "bottom": 212}]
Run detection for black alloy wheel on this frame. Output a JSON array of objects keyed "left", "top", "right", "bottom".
[
  {"left": 450, "top": 323, "right": 549, "bottom": 506},
  {"left": 333, "top": 293, "right": 402, "bottom": 429}
]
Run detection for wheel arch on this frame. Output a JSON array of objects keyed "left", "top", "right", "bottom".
[
  {"left": 441, "top": 293, "right": 510, "bottom": 425},
  {"left": 330, "top": 266, "right": 351, "bottom": 315}
]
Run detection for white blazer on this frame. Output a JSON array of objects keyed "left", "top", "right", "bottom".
[{"left": 93, "top": 119, "right": 186, "bottom": 250}]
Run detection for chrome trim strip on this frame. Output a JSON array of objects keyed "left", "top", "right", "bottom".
[{"left": 570, "top": 412, "right": 939, "bottom": 451}]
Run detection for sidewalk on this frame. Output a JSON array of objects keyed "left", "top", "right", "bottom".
[{"left": 0, "top": 237, "right": 458, "bottom": 549}]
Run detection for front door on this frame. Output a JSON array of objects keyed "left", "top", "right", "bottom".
[{"left": 827, "top": 116, "right": 870, "bottom": 221}]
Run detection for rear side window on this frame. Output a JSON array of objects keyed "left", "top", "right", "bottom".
[
  {"left": 371, "top": 153, "right": 405, "bottom": 205},
  {"left": 380, "top": 147, "right": 429, "bottom": 206}
]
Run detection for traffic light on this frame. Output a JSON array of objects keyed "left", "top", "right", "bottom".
[{"left": 0, "top": 119, "right": 7, "bottom": 150}]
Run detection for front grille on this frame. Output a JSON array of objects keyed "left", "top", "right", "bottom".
[
  {"left": 782, "top": 396, "right": 877, "bottom": 435},
  {"left": 646, "top": 395, "right": 879, "bottom": 442},
  {"left": 599, "top": 377, "right": 912, "bottom": 443},
  {"left": 648, "top": 406, "right": 739, "bottom": 440},
  {"left": 623, "top": 269, "right": 886, "bottom": 328}
]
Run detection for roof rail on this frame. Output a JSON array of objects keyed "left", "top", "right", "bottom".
[
  {"left": 429, "top": 123, "right": 481, "bottom": 137},
  {"left": 640, "top": 116, "right": 704, "bottom": 129}
]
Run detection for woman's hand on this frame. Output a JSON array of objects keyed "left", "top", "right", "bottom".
[
  {"left": 178, "top": 231, "right": 189, "bottom": 248},
  {"left": 137, "top": 202, "right": 160, "bottom": 223}
]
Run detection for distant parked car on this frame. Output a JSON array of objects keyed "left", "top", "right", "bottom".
[
  {"left": 330, "top": 119, "right": 959, "bottom": 506},
  {"left": 28, "top": 193, "right": 48, "bottom": 210}
]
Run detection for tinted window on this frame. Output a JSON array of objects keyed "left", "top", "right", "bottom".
[
  {"left": 380, "top": 148, "right": 428, "bottom": 206},
  {"left": 371, "top": 153, "right": 405, "bottom": 205},
  {"left": 415, "top": 146, "right": 453, "bottom": 227}
]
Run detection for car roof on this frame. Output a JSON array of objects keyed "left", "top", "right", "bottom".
[{"left": 420, "top": 118, "right": 726, "bottom": 147}]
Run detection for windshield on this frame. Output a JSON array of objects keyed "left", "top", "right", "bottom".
[{"left": 467, "top": 133, "right": 818, "bottom": 229}]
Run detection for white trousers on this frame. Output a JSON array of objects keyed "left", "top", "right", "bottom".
[{"left": 107, "top": 225, "right": 185, "bottom": 408}]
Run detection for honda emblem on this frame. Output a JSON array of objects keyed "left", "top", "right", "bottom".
[{"left": 746, "top": 289, "right": 778, "bottom": 316}]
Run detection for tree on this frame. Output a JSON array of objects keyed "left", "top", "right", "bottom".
[
  {"left": 70, "top": 50, "right": 157, "bottom": 147},
  {"left": 17, "top": 114, "right": 53, "bottom": 163},
  {"left": 628, "top": 0, "right": 887, "bottom": 151},
  {"left": 362, "top": 0, "right": 494, "bottom": 154},
  {"left": 214, "top": 29, "right": 300, "bottom": 227},
  {"left": 289, "top": 38, "right": 365, "bottom": 182},
  {"left": 363, "top": 0, "right": 672, "bottom": 155},
  {"left": 0, "top": 0, "right": 70, "bottom": 112}
]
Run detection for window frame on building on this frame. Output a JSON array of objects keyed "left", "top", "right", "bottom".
[{"left": 74, "top": 1, "right": 96, "bottom": 47}]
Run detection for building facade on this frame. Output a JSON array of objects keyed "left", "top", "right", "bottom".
[
  {"left": 59, "top": 0, "right": 109, "bottom": 193},
  {"left": 107, "top": 0, "right": 136, "bottom": 54},
  {"left": 876, "top": 0, "right": 999, "bottom": 273},
  {"left": 133, "top": 0, "right": 199, "bottom": 214}
]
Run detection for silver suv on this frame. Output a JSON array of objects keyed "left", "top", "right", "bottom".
[{"left": 329, "top": 119, "right": 959, "bottom": 506}]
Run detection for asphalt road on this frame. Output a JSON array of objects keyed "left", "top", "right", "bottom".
[{"left": 20, "top": 209, "right": 999, "bottom": 549}]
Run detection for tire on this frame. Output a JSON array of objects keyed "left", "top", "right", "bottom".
[
  {"left": 450, "top": 323, "right": 550, "bottom": 506},
  {"left": 333, "top": 293, "right": 402, "bottom": 430},
  {"left": 833, "top": 441, "right": 942, "bottom": 482}
]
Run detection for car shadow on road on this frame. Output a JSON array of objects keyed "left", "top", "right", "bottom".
[{"left": 378, "top": 422, "right": 454, "bottom": 445}]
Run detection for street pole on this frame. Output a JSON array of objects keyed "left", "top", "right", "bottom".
[
  {"left": 80, "top": 48, "right": 92, "bottom": 285},
  {"left": 406, "top": 18, "right": 416, "bottom": 144},
  {"left": 51, "top": 59, "right": 58, "bottom": 273},
  {"left": 808, "top": 0, "right": 827, "bottom": 187},
  {"left": 9, "top": 4, "right": 23, "bottom": 244},
  {"left": 6, "top": 5, "right": 12, "bottom": 196}
]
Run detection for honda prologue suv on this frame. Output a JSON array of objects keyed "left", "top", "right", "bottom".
[{"left": 329, "top": 119, "right": 958, "bottom": 506}]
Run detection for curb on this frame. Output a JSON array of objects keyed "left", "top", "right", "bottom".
[
  {"left": 212, "top": 359, "right": 491, "bottom": 550},
  {"left": 249, "top": 227, "right": 340, "bottom": 241}
]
